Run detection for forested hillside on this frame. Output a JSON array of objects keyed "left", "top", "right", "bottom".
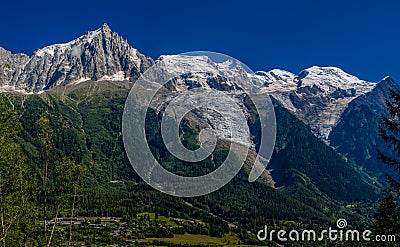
[{"left": 0, "top": 80, "right": 382, "bottom": 245}]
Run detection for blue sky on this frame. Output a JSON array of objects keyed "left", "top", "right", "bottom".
[{"left": 1, "top": 0, "right": 400, "bottom": 82}]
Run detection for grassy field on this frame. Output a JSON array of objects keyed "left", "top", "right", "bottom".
[
  {"left": 137, "top": 212, "right": 180, "bottom": 227},
  {"left": 138, "top": 233, "right": 241, "bottom": 245},
  {"left": 136, "top": 213, "right": 242, "bottom": 245}
]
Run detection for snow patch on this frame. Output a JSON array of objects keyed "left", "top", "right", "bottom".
[
  {"left": 0, "top": 84, "right": 38, "bottom": 95},
  {"left": 99, "top": 71, "right": 129, "bottom": 81},
  {"left": 158, "top": 55, "right": 219, "bottom": 75},
  {"left": 72, "top": 77, "right": 91, "bottom": 85},
  {"left": 34, "top": 28, "right": 102, "bottom": 58}
]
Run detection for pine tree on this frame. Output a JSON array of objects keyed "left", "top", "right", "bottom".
[
  {"left": 373, "top": 195, "right": 399, "bottom": 234},
  {"left": 371, "top": 88, "right": 400, "bottom": 246},
  {"left": 378, "top": 89, "right": 400, "bottom": 194}
]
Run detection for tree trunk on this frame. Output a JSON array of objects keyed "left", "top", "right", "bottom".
[
  {"left": 2, "top": 212, "right": 5, "bottom": 247},
  {"left": 42, "top": 156, "right": 48, "bottom": 237},
  {"left": 68, "top": 186, "right": 77, "bottom": 245},
  {"left": 47, "top": 204, "right": 60, "bottom": 247}
]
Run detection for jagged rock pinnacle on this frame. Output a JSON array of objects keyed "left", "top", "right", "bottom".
[
  {"left": 102, "top": 23, "right": 111, "bottom": 32},
  {"left": 0, "top": 24, "right": 154, "bottom": 92}
]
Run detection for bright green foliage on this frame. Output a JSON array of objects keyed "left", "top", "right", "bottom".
[
  {"left": 55, "top": 158, "right": 86, "bottom": 198},
  {"left": 0, "top": 96, "right": 37, "bottom": 246}
]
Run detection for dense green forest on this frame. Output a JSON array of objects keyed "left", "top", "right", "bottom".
[{"left": 0, "top": 81, "right": 385, "bottom": 246}]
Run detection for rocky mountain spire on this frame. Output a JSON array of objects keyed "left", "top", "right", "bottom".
[{"left": 0, "top": 24, "right": 154, "bottom": 93}]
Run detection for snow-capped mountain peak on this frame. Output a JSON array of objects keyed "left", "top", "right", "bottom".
[
  {"left": 156, "top": 55, "right": 245, "bottom": 91},
  {"left": 33, "top": 23, "right": 117, "bottom": 58},
  {"left": 298, "top": 66, "right": 376, "bottom": 94},
  {"left": 252, "top": 66, "right": 379, "bottom": 140},
  {"left": 257, "top": 66, "right": 376, "bottom": 95},
  {"left": 0, "top": 23, "right": 153, "bottom": 93}
]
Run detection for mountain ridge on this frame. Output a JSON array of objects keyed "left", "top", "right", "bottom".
[
  {"left": 0, "top": 23, "right": 153, "bottom": 93},
  {"left": 329, "top": 76, "right": 399, "bottom": 175},
  {"left": 1, "top": 23, "right": 399, "bottom": 179},
  {"left": 1, "top": 24, "right": 391, "bottom": 95}
]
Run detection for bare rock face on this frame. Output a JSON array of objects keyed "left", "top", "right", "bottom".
[
  {"left": 0, "top": 47, "right": 29, "bottom": 90},
  {"left": 0, "top": 23, "right": 154, "bottom": 93}
]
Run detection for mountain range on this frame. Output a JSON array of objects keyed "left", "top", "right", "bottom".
[
  {"left": 0, "top": 23, "right": 398, "bottom": 243},
  {"left": 1, "top": 23, "right": 396, "bottom": 177}
]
